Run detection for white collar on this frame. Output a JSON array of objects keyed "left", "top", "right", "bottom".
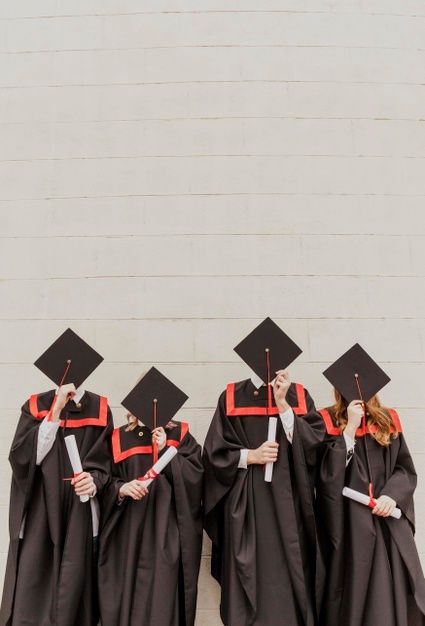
[
  {"left": 250, "top": 372, "right": 277, "bottom": 389},
  {"left": 251, "top": 373, "right": 265, "bottom": 389},
  {"left": 56, "top": 386, "right": 85, "bottom": 404}
]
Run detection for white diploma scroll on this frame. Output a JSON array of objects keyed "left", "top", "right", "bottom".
[
  {"left": 138, "top": 446, "right": 178, "bottom": 487},
  {"left": 264, "top": 417, "right": 278, "bottom": 483},
  {"left": 64, "top": 434, "right": 89, "bottom": 503},
  {"left": 342, "top": 486, "right": 401, "bottom": 519}
]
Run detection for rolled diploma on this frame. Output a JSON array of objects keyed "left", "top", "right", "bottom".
[
  {"left": 64, "top": 435, "right": 89, "bottom": 503},
  {"left": 264, "top": 417, "right": 278, "bottom": 483},
  {"left": 342, "top": 486, "right": 401, "bottom": 519},
  {"left": 138, "top": 446, "right": 178, "bottom": 487}
]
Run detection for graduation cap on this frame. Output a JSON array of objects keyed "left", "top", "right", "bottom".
[
  {"left": 322, "top": 343, "right": 391, "bottom": 405},
  {"left": 121, "top": 366, "right": 188, "bottom": 460},
  {"left": 234, "top": 317, "right": 302, "bottom": 385},
  {"left": 34, "top": 328, "right": 104, "bottom": 389}
]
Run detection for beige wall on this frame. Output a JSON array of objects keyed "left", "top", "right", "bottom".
[{"left": 1, "top": 2, "right": 425, "bottom": 624}]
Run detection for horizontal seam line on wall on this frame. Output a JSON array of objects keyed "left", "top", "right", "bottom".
[
  {"left": 0, "top": 10, "right": 425, "bottom": 19},
  {"left": 1, "top": 275, "right": 425, "bottom": 280},
  {"left": 1, "top": 117, "right": 425, "bottom": 124},
  {"left": 1, "top": 154, "right": 425, "bottom": 162},
  {"left": 1, "top": 80, "right": 425, "bottom": 89},
  {"left": 1, "top": 193, "right": 425, "bottom": 201},
  {"left": 1, "top": 274, "right": 425, "bottom": 280},
  {"left": 2, "top": 45, "right": 425, "bottom": 54},
  {"left": 1, "top": 234, "right": 425, "bottom": 239},
  {"left": 0, "top": 359, "right": 425, "bottom": 366},
  {"left": 0, "top": 316, "right": 423, "bottom": 321},
  {"left": 0, "top": 315, "right": 425, "bottom": 322}
]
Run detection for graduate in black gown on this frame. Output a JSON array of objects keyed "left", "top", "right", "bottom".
[
  {"left": 316, "top": 343, "right": 425, "bottom": 626},
  {"left": 98, "top": 367, "right": 204, "bottom": 626},
  {"left": 203, "top": 318, "right": 325, "bottom": 626},
  {"left": 0, "top": 329, "right": 113, "bottom": 626}
]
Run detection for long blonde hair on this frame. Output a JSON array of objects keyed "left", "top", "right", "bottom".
[{"left": 333, "top": 390, "right": 397, "bottom": 447}]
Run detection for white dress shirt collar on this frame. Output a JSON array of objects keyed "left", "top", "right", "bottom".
[{"left": 250, "top": 372, "right": 277, "bottom": 389}]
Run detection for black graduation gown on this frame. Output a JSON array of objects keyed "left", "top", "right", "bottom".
[
  {"left": 0, "top": 389, "right": 113, "bottom": 626},
  {"left": 203, "top": 379, "right": 326, "bottom": 626},
  {"left": 98, "top": 421, "right": 204, "bottom": 626},
  {"left": 316, "top": 407, "right": 425, "bottom": 626}
]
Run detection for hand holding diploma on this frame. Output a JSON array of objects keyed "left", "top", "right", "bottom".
[
  {"left": 118, "top": 480, "right": 149, "bottom": 501},
  {"left": 138, "top": 446, "right": 178, "bottom": 487},
  {"left": 64, "top": 435, "right": 92, "bottom": 503},
  {"left": 342, "top": 487, "right": 401, "bottom": 519},
  {"left": 247, "top": 441, "right": 279, "bottom": 466},
  {"left": 118, "top": 444, "right": 179, "bottom": 501},
  {"left": 264, "top": 417, "right": 278, "bottom": 482}
]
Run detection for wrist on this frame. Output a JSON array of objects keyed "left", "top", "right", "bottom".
[
  {"left": 344, "top": 424, "right": 357, "bottom": 439},
  {"left": 276, "top": 400, "right": 290, "bottom": 413},
  {"left": 118, "top": 484, "right": 126, "bottom": 498},
  {"left": 247, "top": 449, "right": 258, "bottom": 465},
  {"left": 50, "top": 407, "right": 62, "bottom": 422}
]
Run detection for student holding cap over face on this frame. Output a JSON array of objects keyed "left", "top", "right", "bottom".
[
  {"left": 316, "top": 343, "right": 425, "bottom": 626},
  {"left": 98, "top": 367, "right": 204, "bottom": 626},
  {"left": 0, "top": 329, "right": 113, "bottom": 626},
  {"left": 203, "top": 318, "right": 326, "bottom": 626}
]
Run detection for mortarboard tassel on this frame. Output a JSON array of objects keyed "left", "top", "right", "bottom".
[
  {"left": 354, "top": 372, "right": 374, "bottom": 500},
  {"left": 265, "top": 348, "right": 272, "bottom": 417},
  {"left": 264, "top": 348, "right": 278, "bottom": 483},
  {"left": 152, "top": 398, "right": 159, "bottom": 464},
  {"left": 47, "top": 358, "right": 72, "bottom": 425}
]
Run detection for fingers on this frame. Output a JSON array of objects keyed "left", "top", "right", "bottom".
[
  {"left": 127, "top": 486, "right": 144, "bottom": 500},
  {"left": 71, "top": 472, "right": 94, "bottom": 496},
  {"left": 129, "top": 481, "right": 149, "bottom": 500},
  {"left": 74, "top": 478, "right": 94, "bottom": 496},
  {"left": 382, "top": 499, "right": 395, "bottom": 517},
  {"left": 58, "top": 383, "right": 76, "bottom": 398},
  {"left": 372, "top": 502, "right": 385, "bottom": 516},
  {"left": 261, "top": 441, "right": 279, "bottom": 462},
  {"left": 71, "top": 471, "right": 89, "bottom": 485},
  {"left": 75, "top": 484, "right": 93, "bottom": 496},
  {"left": 274, "top": 374, "right": 290, "bottom": 388},
  {"left": 348, "top": 399, "right": 363, "bottom": 407},
  {"left": 152, "top": 427, "right": 166, "bottom": 451},
  {"left": 134, "top": 480, "right": 149, "bottom": 494},
  {"left": 275, "top": 369, "right": 289, "bottom": 379},
  {"left": 372, "top": 497, "right": 395, "bottom": 517}
]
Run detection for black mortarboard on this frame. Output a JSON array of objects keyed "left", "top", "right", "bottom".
[
  {"left": 34, "top": 328, "right": 104, "bottom": 389},
  {"left": 322, "top": 343, "right": 391, "bottom": 404},
  {"left": 121, "top": 366, "right": 188, "bottom": 431},
  {"left": 233, "top": 317, "right": 302, "bottom": 384}
]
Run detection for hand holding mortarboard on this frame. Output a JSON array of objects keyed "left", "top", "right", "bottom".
[
  {"left": 33, "top": 328, "right": 104, "bottom": 501},
  {"left": 273, "top": 370, "right": 292, "bottom": 413},
  {"left": 233, "top": 318, "right": 303, "bottom": 482},
  {"left": 322, "top": 343, "right": 401, "bottom": 518},
  {"left": 322, "top": 343, "right": 390, "bottom": 406},
  {"left": 50, "top": 384, "right": 77, "bottom": 421},
  {"left": 34, "top": 327, "right": 104, "bottom": 421},
  {"left": 121, "top": 366, "right": 188, "bottom": 464},
  {"left": 344, "top": 400, "right": 365, "bottom": 440}
]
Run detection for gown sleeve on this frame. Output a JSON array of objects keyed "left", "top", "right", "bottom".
[
  {"left": 9, "top": 400, "right": 41, "bottom": 488},
  {"left": 293, "top": 388, "right": 327, "bottom": 466},
  {"left": 82, "top": 405, "right": 114, "bottom": 494},
  {"left": 202, "top": 391, "right": 246, "bottom": 526},
  {"left": 380, "top": 432, "right": 417, "bottom": 527},
  {"left": 7, "top": 400, "right": 44, "bottom": 542}
]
